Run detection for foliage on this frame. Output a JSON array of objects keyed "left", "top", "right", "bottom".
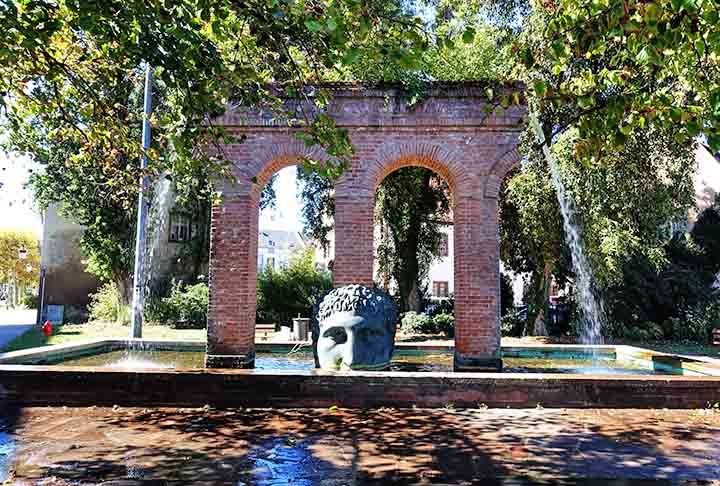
[
  {"left": 617, "top": 320, "right": 665, "bottom": 342},
  {"left": 88, "top": 282, "right": 130, "bottom": 325},
  {"left": 605, "top": 196, "right": 720, "bottom": 340},
  {"left": 400, "top": 310, "right": 454, "bottom": 337},
  {"left": 0, "top": 0, "right": 431, "bottom": 182},
  {"left": 500, "top": 162, "right": 570, "bottom": 334},
  {"left": 431, "top": 312, "right": 455, "bottom": 337},
  {"left": 1, "top": 0, "right": 433, "bottom": 303},
  {"left": 376, "top": 168, "right": 452, "bottom": 312},
  {"left": 145, "top": 281, "right": 209, "bottom": 329},
  {"left": 297, "top": 166, "right": 335, "bottom": 251},
  {"left": 423, "top": 296, "right": 454, "bottom": 317},
  {"left": 256, "top": 248, "right": 333, "bottom": 327},
  {"left": 0, "top": 229, "right": 39, "bottom": 290},
  {"left": 551, "top": 128, "right": 695, "bottom": 286},
  {"left": 519, "top": 0, "right": 720, "bottom": 155},
  {"left": 500, "top": 272, "right": 515, "bottom": 316},
  {"left": 501, "top": 308, "right": 526, "bottom": 337},
  {"left": 669, "top": 298, "right": 720, "bottom": 342},
  {"left": 20, "top": 290, "right": 38, "bottom": 309}
]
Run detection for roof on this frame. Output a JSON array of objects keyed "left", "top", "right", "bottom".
[{"left": 258, "top": 229, "right": 306, "bottom": 250}]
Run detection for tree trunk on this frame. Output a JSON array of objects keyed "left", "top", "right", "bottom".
[
  {"left": 525, "top": 264, "right": 551, "bottom": 336},
  {"left": 116, "top": 273, "right": 133, "bottom": 307}
]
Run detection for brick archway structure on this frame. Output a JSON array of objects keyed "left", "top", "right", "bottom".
[{"left": 206, "top": 82, "right": 526, "bottom": 370}]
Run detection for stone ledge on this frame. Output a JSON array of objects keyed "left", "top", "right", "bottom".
[
  {"left": 1, "top": 366, "right": 719, "bottom": 409},
  {"left": 205, "top": 352, "right": 255, "bottom": 369}
]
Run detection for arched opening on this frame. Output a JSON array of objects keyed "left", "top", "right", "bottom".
[
  {"left": 254, "top": 164, "right": 335, "bottom": 340},
  {"left": 372, "top": 164, "right": 456, "bottom": 349}
]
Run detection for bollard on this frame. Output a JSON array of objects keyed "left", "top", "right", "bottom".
[{"left": 292, "top": 317, "right": 310, "bottom": 342}]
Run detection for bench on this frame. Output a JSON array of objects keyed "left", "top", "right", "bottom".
[{"left": 255, "top": 323, "right": 276, "bottom": 341}]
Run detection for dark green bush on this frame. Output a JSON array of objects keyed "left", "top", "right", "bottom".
[
  {"left": 605, "top": 198, "right": 720, "bottom": 342},
  {"left": 400, "top": 311, "right": 454, "bottom": 337},
  {"left": 145, "top": 281, "right": 208, "bottom": 329},
  {"left": 256, "top": 249, "right": 333, "bottom": 327},
  {"left": 669, "top": 299, "right": 720, "bottom": 342}
]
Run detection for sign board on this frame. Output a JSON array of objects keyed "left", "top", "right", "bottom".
[{"left": 46, "top": 305, "right": 64, "bottom": 325}]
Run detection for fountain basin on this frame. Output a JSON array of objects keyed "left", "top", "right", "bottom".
[{"left": 0, "top": 339, "right": 718, "bottom": 409}]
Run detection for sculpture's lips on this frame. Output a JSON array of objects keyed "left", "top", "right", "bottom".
[{"left": 339, "top": 361, "right": 390, "bottom": 371}]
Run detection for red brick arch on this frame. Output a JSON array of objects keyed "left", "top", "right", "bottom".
[{"left": 206, "top": 83, "right": 526, "bottom": 370}]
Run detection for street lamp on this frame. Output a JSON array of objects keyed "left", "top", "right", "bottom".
[{"left": 18, "top": 247, "right": 27, "bottom": 260}]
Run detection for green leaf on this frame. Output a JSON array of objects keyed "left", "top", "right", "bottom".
[
  {"left": 304, "top": 20, "right": 322, "bottom": 32},
  {"left": 462, "top": 27, "right": 475, "bottom": 44},
  {"left": 533, "top": 80, "right": 547, "bottom": 96}
]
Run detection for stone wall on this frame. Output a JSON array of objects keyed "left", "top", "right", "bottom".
[
  {"left": 40, "top": 204, "right": 100, "bottom": 312},
  {"left": 207, "top": 82, "right": 526, "bottom": 370}
]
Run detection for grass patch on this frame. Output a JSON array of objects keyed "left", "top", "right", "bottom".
[{"left": 2, "top": 321, "right": 207, "bottom": 352}]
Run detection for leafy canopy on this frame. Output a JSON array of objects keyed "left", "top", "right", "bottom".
[{"left": 520, "top": 0, "right": 720, "bottom": 154}]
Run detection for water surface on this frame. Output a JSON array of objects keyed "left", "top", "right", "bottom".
[{"left": 56, "top": 350, "right": 662, "bottom": 375}]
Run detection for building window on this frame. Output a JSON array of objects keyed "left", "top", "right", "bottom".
[
  {"left": 433, "top": 281, "right": 449, "bottom": 298},
  {"left": 438, "top": 234, "right": 449, "bottom": 257},
  {"left": 169, "top": 212, "right": 193, "bottom": 242},
  {"left": 266, "top": 256, "right": 275, "bottom": 269}
]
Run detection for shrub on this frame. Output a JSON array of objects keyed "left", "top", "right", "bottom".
[
  {"left": 669, "top": 299, "right": 720, "bottom": 342},
  {"left": 257, "top": 248, "right": 333, "bottom": 327},
  {"left": 618, "top": 321, "right": 665, "bottom": 342},
  {"left": 400, "top": 311, "right": 454, "bottom": 337},
  {"left": 400, "top": 311, "right": 432, "bottom": 334},
  {"left": 432, "top": 312, "right": 455, "bottom": 337},
  {"left": 20, "top": 291, "right": 38, "bottom": 309},
  {"left": 501, "top": 308, "right": 526, "bottom": 337},
  {"left": 605, "top": 198, "right": 720, "bottom": 340},
  {"left": 145, "top": 281, "right": 208, "bottom": 329},
  {"left": 423, "top": 297, "right": 454, "bottom": 317},
  {"left": 89, "top": 282, "right": 129, "bottom": 324}
]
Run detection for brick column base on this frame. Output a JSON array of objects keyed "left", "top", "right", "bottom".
[
  {"left": 454, "top": 352, "right": 503, "bottom": 372},
  {"left": 205, "top": 351, "right": 256, "bottom": 369}
]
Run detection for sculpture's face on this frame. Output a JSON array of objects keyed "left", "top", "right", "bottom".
[{"left": 316, "top": 310, "right": 394, "bottom": 370}]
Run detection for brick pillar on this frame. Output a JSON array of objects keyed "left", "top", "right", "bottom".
[
  {"left": 205, "top": 195, "right": 258, "bottom": 368},
  {"left": 333, "top": 192, "right": 374, "bottom": 287},
  {"left": 453, "top": 195, "right": 502, "bottom": 371}
]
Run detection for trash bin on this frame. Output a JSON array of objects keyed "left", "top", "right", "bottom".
[{"left": 292, "top": 317, "right": 310, "bottom": 341}]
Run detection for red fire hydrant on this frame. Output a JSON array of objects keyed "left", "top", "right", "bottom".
[{"left": 42, "top": 320, "right": 52, "bottom": 338}]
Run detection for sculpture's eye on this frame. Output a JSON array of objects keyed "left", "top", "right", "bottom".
[{"left": 323, "top": 327, "right": 347, "bottom": 344}]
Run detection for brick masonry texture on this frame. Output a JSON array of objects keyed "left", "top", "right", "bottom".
[
  {"left": 2, "top": 366, "right": 719, "bottom": 409},
  {"left": 207, "top": 83, "right": 527, "bottom": 370}
]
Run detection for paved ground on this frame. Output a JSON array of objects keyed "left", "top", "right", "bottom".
[
  {"left": 0, "top": 308, "right": 35, "bottom": 350},
  {"left": 1, "top": 406, "right": 719, "bottom": 485}
]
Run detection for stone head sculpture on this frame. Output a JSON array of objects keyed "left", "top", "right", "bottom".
[{"left": 312, "top": 285, "right": 398, "bottom": 371}]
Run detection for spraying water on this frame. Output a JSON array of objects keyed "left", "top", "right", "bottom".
[
  {"left": 127, "top": 172, "right": 175, "bottom": 342},
  {"left": 143, "top": 173, "right": 175, "bottom": 296},
  {"left": 530, "top": 115, "right": 605, "bottom": 346}
]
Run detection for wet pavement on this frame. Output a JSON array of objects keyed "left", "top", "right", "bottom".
[{"left": 0, "top": 407, "right": 718, "bottom": 485}]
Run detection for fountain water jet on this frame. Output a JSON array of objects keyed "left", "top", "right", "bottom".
[
  {"left": 531, "top": 115, "right": 605, "bottom": 347},
  {"left": 127, "top": 172, "right": 175, "bottom": 346}
]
